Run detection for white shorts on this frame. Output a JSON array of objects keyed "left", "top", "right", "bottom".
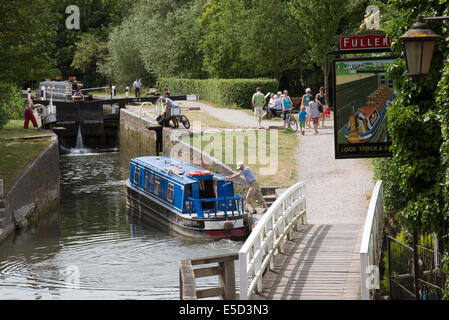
[{"left": 254, "top": 107, "right": 264, "bottom": 117}]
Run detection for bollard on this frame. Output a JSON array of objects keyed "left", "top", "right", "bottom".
[
  {"left": 111, "top": 85, "right": 116, "bottom": 99},
  {"left": 125, "top": 86, "right": 129, "bottom": 98},
  {"left": 41, "top": 86, "right": 47, "bottom": 100}
]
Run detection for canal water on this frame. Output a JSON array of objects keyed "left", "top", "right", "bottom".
[{"left": 0, "top": 152, "right": 242, "bottom": 299}]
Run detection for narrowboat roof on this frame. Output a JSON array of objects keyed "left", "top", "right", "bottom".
[
  {"left": 131, "top": 156, "right": 224, "bottom": 184},
  {"left": 357, "top": 106, "right": 376, "bottom": 116}
]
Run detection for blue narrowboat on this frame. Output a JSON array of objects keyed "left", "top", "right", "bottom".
[{"left": 126, "top": 156, "right": 251, "bottom": 240}]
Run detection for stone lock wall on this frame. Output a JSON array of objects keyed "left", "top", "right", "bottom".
[{"left": 0, "top": 135, "right": 60, "bottom": 243}]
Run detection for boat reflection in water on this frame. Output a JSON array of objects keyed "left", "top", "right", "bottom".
[{"left": 126, "top": 156, "right": 251, "bottom": 241}]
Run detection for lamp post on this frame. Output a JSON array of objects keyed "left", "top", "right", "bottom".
[{"left": 399, "top": 13, "right": 449, "bottom": 82}]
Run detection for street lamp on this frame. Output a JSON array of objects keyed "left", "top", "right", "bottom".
[{"left": 399, "top": 14, "right": 441, "bottom": 82}]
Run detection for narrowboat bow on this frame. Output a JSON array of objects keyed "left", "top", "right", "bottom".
[{"left": 126, "top": 156, "right": 250, "bottom": 240}]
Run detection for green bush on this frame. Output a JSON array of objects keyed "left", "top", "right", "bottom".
[
  {"left": 157, "top": 78, "right": 279, "bottom": 109},
  {"left": 0, "top": 82, "right": 26, "bottom": 129}
]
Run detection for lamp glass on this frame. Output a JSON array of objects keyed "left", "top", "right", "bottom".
[
  {"left": 404, "top": 40, "right": 422, "bottom": 75},
  {"left": 421, "top": 40, "right": 436, "bottom": 76}
]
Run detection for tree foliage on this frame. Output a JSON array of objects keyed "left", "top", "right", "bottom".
[{"left": 374, "top": 0, "right": 449, "bottom": 235}]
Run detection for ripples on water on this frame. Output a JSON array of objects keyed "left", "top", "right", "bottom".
[{"left": 0, "top": 152, "right": 242, "bottom": 299}]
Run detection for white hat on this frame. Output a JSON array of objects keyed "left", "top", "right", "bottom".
[{"left": 236, "top": 162, "right": 244, "bottom": 169}]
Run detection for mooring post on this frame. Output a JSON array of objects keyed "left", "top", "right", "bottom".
[
  {"left": 41, "top": 86, "right": 46, "bottom": 100},
  {"left": 219, "top": 259, "right": 236, "bottom": 300},
  {"left": 125, "top": 86, "right": 129, "bottom": 98}
]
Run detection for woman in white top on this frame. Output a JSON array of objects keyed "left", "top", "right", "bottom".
[{"left": 309, "top": 96, "right": 321, "bottom": 134}]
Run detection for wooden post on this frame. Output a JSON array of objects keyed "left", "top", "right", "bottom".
[
  {"left": 412, "top": 231, "right": 420, "bottom": 300},
  {"left": 219, "top": 260, "right": 236, "bottom": 300}
]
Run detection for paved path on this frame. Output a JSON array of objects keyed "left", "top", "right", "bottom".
[{"left": 253, "top": 119, "right": 374, "bottom": 300}]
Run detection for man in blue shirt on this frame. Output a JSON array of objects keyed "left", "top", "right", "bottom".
[{"left": 226, "top": 162, "right": 268, "bottom": 214}]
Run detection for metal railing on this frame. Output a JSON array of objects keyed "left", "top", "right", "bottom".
[
  {"left": 186, "top": 195, "right": 245, "bottom": 218},
  {"left": 238, "top": 181, "right": 307, "bottom": 300},
  {"left": 360, "top": 180, "right": 384, "bottom": 300}
]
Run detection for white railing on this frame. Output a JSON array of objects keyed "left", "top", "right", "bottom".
[
  {"left": 239, "top": 181, "right": 307, "bottom": 300},
  {"left": 360, "top": 180, "right": 384, "bottom": 300}
]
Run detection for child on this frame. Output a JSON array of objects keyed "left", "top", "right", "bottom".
[{"left": 298, "top": 105, "right": 307, "bottom": 135}]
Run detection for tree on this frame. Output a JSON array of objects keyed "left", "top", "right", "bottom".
[
  {"left": 98, "top": 17, "right": 155, "bottom": 86},
  {"left": 289, "top": 0, "right": 365, "bottom": 103},
  {"left": 0, "top": 0, "right": 59, "bottom": 86},
  {"left": 200, "top": 0, "right": 252, "bottom": 78},
  {"left": 100, "top": 0, "right": 206, "bottom": 85},
  {"left": 49, "top": 0, "right": 134, "bottom": 86},
  {"left": 71, "top": 33, "right": 108, "bottom": 87}
]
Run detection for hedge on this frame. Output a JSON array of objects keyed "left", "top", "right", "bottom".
[{"left": 156, "top": 78, "right": 279, "bottom": 109}]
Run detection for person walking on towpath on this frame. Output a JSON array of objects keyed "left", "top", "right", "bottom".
[
  {"left": 309, "top": 95, "right": 321, "bottom": 134},
  {"left": 252, "top": 87, "right": 266, "bottom": 129},
  {"left": 316, "top": 87, "right": 327, "bottom": 128},
  {"left": 281, "top": 90, "right": 293, "bottom": 129},
  {"left": 133, "top": 78, "right": 141, "bottom": 98},
  {"left": 225, "top": 162, "right": 268, "bottom": 215},
  {"left": 24, "top": 94, "right": 39, "bottom": 131},
  {"left": 301, "top": 88, "right": 314, "bottom": 128},
  {"left": 298, "top": 105, "right": 307, "bottom": 136}
]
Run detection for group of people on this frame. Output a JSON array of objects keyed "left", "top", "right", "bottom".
[
  {"left": 252, "top": 86, "right": 329, "bottom": 135},
  {"left": 299, "top": 87, "right": 328, "bottom": 135}
]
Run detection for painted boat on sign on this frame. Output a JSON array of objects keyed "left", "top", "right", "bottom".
[{"left": 344, "top": 86, "right": 395, "bottom": 144}]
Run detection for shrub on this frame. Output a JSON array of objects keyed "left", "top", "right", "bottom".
[
  {"left": 0, "top": 82, "right": 25, "bottom": 129},
  {"left": 157, "top": 78, "right": 279, "bottom": 109}
]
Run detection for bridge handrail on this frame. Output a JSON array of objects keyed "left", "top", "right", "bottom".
[
  {"left": 238, "top": 181, "right": 306, "bottom": 300},
  {"left": 360, "top": 180, "right": 384, "bottom": 300}
]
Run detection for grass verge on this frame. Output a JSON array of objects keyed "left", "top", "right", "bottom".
[
  {"left": 0, "top": 121, "right": 51, "bottom": 193},
  {"left": 181, "top": 128, "right": 298, "bottom": 187},
  {"left": 0, "top": 120, "right": 45, "bottom": 139}
]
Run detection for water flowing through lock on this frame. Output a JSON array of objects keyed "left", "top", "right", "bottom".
[{"left": 76, "top": 125, "right": 84, "bottom": 149}]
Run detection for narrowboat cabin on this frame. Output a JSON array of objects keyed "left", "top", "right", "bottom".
[
  {"left": 126, "top": 156, "right": 251, "bottom": 240},
  {"left": 344, "top": 86, "right": 395, "bottom": 144}
]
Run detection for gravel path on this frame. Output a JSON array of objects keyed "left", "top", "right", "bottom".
[{"left": 297, "top": 119, "right": 374, "bottom": 225}]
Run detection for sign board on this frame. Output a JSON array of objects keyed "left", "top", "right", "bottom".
[
  {"left": 339, "top": 34, "right": 391, "bottom": 51},
  {"left": 333, "top": 57, "right": 395, "bottom": 159}
]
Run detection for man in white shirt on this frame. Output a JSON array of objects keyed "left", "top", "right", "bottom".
[
  {"left": 133, "top": 78, "right": 141, "bottom": 98},
  {"left": 226, "top": 162, "right": 268, "bottom": 214},
  {"left": 159, "top": 95, "right": 179, "bottom": 127}
]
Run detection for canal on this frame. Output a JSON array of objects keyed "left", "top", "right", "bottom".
[{"left": 0, "top": 152, "right": 242, "bottom": 299}]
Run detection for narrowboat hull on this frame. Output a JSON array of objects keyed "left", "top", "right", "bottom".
[{"left": 126, "top": 180, "right": 251, "bottom": 241}]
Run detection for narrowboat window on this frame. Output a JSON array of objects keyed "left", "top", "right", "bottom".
[
  {"left": 154, "top": 176, "right": 161, "bottom": 194},
  {"left": 369, "top": 111, "right": 378, "bottom": 127},
  {"left": 167, "top": 183, "right": 174, "bottom": 202},
  {"left": 144, "top": 172, "right": 149, "bottom": 190},
  {"left": 148, "top": 173, "right": 154, "bottom": 191},
  {"left": 134, "top": 168, "right": 140, "bottom": 185}
]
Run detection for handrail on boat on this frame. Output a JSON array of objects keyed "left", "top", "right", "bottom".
[{"left": 186, "top": 195, "right": 244, "bottom": 218}]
